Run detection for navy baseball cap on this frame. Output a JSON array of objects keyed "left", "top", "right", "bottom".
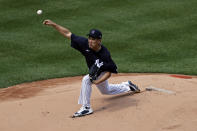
[{"left": 87, "top": 29, "right": 102, "bottom": 39}]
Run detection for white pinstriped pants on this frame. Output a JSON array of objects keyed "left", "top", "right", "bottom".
[{"left": 78, "top": 72, "right": 131, "bottom": 106}]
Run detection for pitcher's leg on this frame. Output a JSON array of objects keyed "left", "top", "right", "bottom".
[
  {"left": 97, "top": 80, "right": 131, "bottom": 95},
  {"left": 73, "top": 75, "right": 93, "bottom": 117},
  {"left": 78, "top": 75, "right": 92, "bottom": 106}
]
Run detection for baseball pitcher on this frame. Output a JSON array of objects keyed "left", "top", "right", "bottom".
[{"left": 43, "top": 19, "right": 140, "bottom": 117}]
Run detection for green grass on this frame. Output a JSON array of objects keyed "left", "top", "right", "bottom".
[{"left": 0, "top": 0, "right": 197, "bottom": 88}]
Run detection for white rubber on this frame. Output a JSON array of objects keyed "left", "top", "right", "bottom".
[{"left": 146, "top": 86, "right": 175, "bottom": 94}]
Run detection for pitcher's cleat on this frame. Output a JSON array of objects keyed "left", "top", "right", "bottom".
[
  {"left": 128, "top": 81, "right": 140, "bottom": 93},
  {"left": 72, "top": 106, "right": 93, "bottom": 118}
]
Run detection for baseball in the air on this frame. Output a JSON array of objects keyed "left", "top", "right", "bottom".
[{"left": 37, "top": 10, "right": 42, "bottom": 15}]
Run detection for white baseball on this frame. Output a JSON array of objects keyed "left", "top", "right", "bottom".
[{"left": 37, "top": 10, "right": 42, "bottom": 15}]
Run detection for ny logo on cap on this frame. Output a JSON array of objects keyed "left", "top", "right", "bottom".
[{"left": 91, "top": 30, "right": 95, "bottom": 34}]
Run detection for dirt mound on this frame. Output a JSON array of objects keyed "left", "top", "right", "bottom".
[{"left": 0, "top": 73, "right": 197, "bottom": 131}]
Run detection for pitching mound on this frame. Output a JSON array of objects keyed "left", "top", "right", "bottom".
[{"left": 0, "top": 73, "right": 197, "bottom": 131}]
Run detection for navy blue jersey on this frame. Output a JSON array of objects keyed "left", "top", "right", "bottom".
[{"left": 70, "top": 34, "right": 117, "bottom": 73}]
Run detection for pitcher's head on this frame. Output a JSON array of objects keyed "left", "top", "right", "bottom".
[{"left": 87, "top": 29, "right": 102, "bottom": 50}]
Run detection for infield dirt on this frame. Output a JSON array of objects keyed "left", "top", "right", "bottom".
[{"left": 0, "top": 73, "right": 197, "bottom": 131}]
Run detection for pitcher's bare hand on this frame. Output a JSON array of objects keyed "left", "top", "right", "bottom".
[{"left": 43, "top": 19, "right": 56, "bottom": 26}]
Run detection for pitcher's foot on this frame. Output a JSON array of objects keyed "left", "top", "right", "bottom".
[
  {"left": 72, "top": 106, "right": 93, "bottom": 118},
  {"left": 128, "top": 81, "right": 140, "bottom": 93}
]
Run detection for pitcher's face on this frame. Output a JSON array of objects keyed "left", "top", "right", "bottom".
[{"left": 88, "top": 37, "right": 101, "bottom": 50}]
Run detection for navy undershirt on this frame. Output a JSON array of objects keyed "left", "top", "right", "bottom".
[{"left": 70, "top": 34, "right": 117, "bottom": 73}]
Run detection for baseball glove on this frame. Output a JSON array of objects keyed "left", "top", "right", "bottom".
[{"left": 89, "top": 59, "right": 103, "bottom": 82}]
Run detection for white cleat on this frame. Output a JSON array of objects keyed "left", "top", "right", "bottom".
[{"left": 72, "top": 106, "right": 93, "bottom": 118}]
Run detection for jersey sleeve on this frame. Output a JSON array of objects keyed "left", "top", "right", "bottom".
[{"left": 70, "top": 33, "right": 87, "bottom": 52}]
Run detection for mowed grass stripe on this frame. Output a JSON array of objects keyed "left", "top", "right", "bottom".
[{"left": 0, "top": 0, "right": 197, "bottom": 88}]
